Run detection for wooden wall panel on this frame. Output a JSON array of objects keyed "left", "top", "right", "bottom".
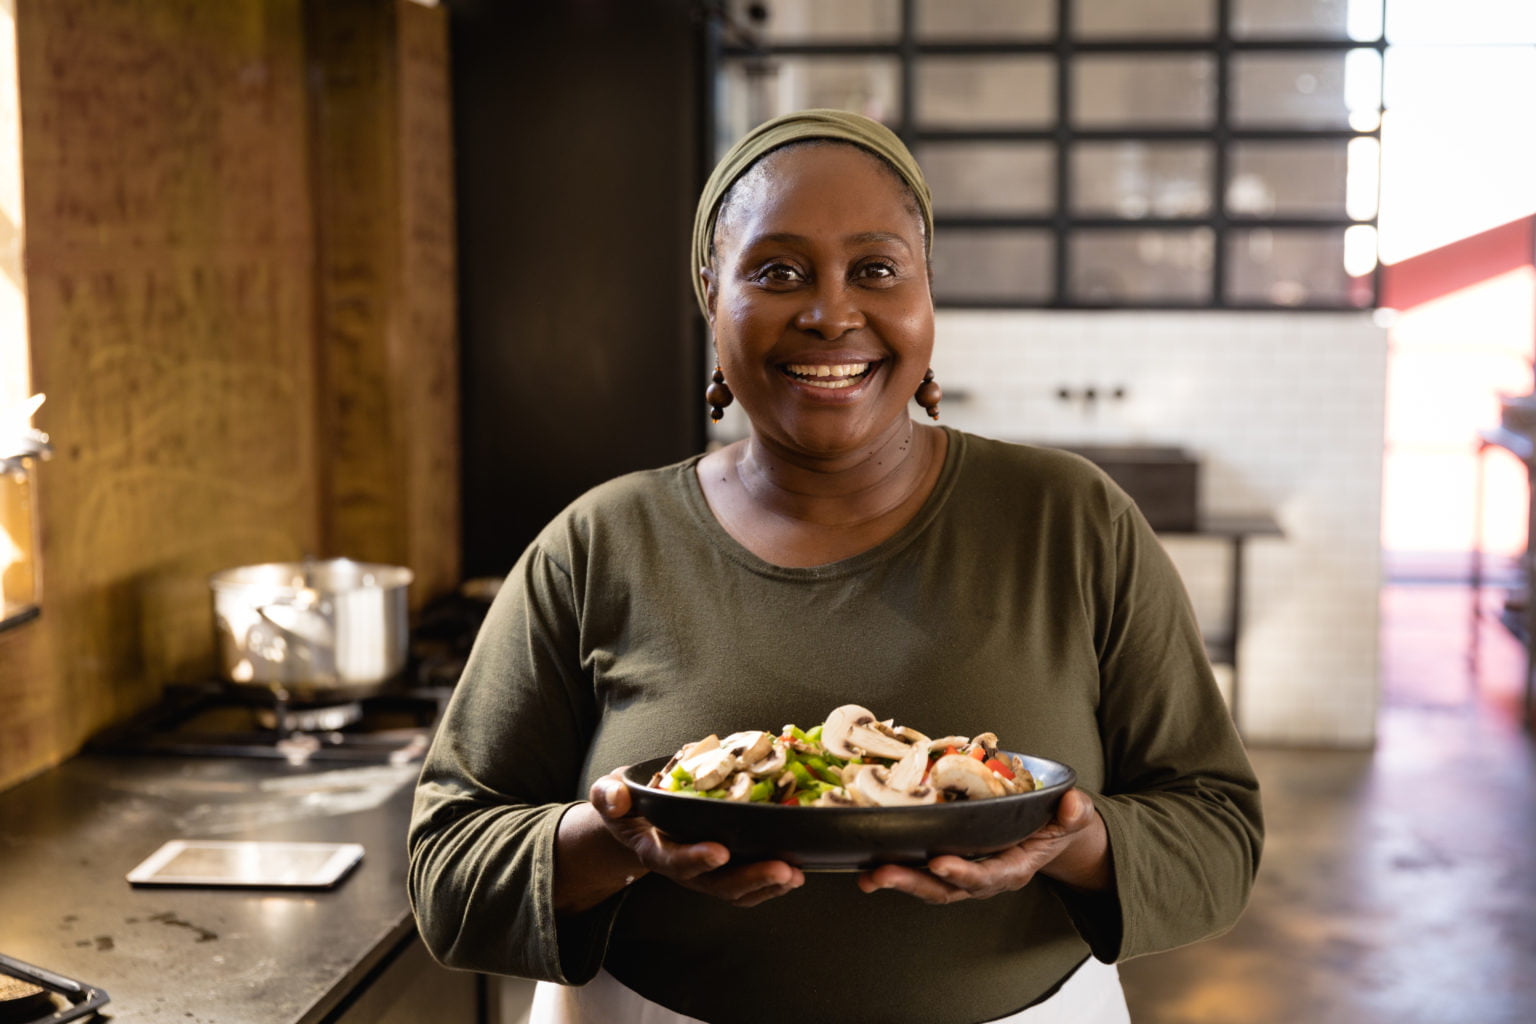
[
  {"left": 307, "top": 0, "right": 459, "bottom": 601},
  {"left": 0, "top": 0, "right": 319, "bottom": 788},
  {"left": 0, "top": 0, "right": 458, "bottom": 790},
  {"left": 394, "top": 1, "right": 460, "bottom": 605}
]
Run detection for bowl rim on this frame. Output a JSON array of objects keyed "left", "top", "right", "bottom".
[{"left": 620, "top": 750, "right": 1076, "bottom": 814}]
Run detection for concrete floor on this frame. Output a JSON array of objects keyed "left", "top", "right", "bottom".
[{"left": 1119, "top": 584, "right": 1536, "bottom": 1023}]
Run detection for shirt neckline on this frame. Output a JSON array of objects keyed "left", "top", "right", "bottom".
[{"left": 677, "top": 425, "right": 966, "bottom": 581}]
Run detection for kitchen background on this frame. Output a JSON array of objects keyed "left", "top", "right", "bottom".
[
  {"left": 4, "top": 0, "right": 1532, "bottom": 776},
  {"left": 0, "top": 0, "right": 1533, "bottom": 1020}
]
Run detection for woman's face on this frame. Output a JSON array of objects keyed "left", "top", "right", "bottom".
[{"left": 704, "top": 143, "right": 935, "bottom": 460}]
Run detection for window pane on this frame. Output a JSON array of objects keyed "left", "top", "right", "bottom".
[
  {"left": 716, "top": 57, "right": 901, "bottom": 154},
  {"left": 1227, "top": 142, "right": 1354, "bottom": 217},
  {"left": 916, "top": 0, "right": 1054, "bottom": 38},
  {"left": 917, "top": 56, "right": 1055, "bottom": 129},
  {"left": 932, "top": 230, "right": 1054, "bottom": 303},
  {"left": 1387, "top": 1, "right": 1536, "bottom": 44},
  {"left": 1226, "top": 229, "right": 1373, "bottom": 306},
  {"left": 1072, "top": 142, "right": 1212, "bottom": 218},
  {"left": 1232, "top": 0, "right": 1383, "bottom": 40},
  {"left": 1379, "top": 45, "right": 1536, "bottom": 263},
  {"left": 1075, "top": 0, "right": 1214, "bottom": 38},
  {"left": 1073, "top": 55, "right": 1215, "bottom": 127},
  {"left": 1069, "top": 229, "right": 1214, "bottom": 303},
  {"left": 919, "top": 143, "right": 1055, "bottom": 215},
  {"left": 1231, "top": 50, "right": 1382, "bottom": 129},
  {"left": 725, "top": 0, "right": 902, "bottom": 43}
]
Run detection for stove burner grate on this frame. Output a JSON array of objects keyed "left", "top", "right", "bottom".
[
  {"left": 0, "top": 953, "right": 109, "bottom": 1024},
  {"left": 84, "top": 680, "right": 451, "bottom": 765}
]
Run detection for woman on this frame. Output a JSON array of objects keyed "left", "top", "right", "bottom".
[{"left": 409, "top": 110, "right": 1263, "bottom": 1024}]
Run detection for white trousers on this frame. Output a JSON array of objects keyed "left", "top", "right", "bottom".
[{"left": 529, "top": 955, "right": 1130, "bottom": 1024}]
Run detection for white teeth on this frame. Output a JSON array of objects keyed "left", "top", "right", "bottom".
[
  {"left": 786, "top": 362, "right": 870, "bottom": 379},
  {"left": 803, "top": 377, "right": 857, "bottom": 390}
]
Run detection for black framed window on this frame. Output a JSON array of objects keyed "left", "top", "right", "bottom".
[{"left": 708, "top": 0, "right": 1385, "bottom": 310}]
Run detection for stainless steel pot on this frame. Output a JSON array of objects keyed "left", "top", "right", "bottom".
[{"left": 210, "top": 559, "right": 413, "bottom": 702}]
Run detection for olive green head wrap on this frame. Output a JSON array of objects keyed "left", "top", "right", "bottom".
[{"left": 690, "top": 108, "right": 934, "bottom": 320}]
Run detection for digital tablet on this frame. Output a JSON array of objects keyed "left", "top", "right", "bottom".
[{"left": 126, "top": 840, "right": 365, "bottom": 888}]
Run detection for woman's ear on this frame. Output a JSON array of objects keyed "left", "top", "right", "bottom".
[{"left": 699, "top": 266, "right": 718, "bottom": 326}]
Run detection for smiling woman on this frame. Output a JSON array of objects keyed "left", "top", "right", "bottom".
[{"left": 409, "top": 109, "right": 1262, "bottom": 1024}]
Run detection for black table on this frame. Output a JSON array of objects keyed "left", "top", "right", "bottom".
[{"left": 1156, "top": 513, "right": 1285, "bottom": 731}]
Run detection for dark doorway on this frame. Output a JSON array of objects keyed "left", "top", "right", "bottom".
[{"left": 448, "top": 0, "right": 708, "bottom": 576}]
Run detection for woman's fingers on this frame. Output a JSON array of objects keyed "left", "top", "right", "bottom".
[
  {"left": 588, "top": 772, "right": 804, "bottom": 904},
  {"left": 683, "top": 859, "right": 805, "bottom": 906},
  {"left": 722, "top": 868, "right": 805, "bottom": 907},
  {"left": 647, "top": 846, "right": 804, "bottom": 906},
  {"left": 859, "top": 845, "right": 1039, "bottom": 904},
  {"left": 857, "top": 789, "right": 1107, "bottom": 903}
]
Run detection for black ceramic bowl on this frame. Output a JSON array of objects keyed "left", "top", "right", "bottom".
[{"left": 621, "top": 752, "right": 1076, "bottom": 872}]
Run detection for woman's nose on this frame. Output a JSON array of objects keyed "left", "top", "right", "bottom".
[{"left": 793, "top": 282, "right": 865, "bottom": 340}]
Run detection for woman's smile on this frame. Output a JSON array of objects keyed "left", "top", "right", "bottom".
[{"left": 781, "top": 359, "right": 879, "bottom": 390}]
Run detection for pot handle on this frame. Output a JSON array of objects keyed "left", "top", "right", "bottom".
[{"left": 256, "top": 601, "right": 335, "bottom": 647}]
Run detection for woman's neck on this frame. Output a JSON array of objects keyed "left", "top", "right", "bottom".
[{"left": 734, "top": 418, "right": 939, "bottom": 530}]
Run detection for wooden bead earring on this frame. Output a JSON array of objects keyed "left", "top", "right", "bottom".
[
  {"left": 915, "top": 368, "right": 942, "bottom": 420},
  {"left": 706, "top": 366, "right": 734, "bottom": 423}
]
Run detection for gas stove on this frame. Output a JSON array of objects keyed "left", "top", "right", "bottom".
[
  {"left": 85, "top": 680, "right": 452, "bottom": 766},
  {"left": 83, "top": 581, "right": 495, "bottom": 766},
  {"left": 0, "top": 953, "right": 108, "bottom": 1023}
]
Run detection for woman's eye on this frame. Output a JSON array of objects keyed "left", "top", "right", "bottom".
[
  {"left": 856, "top": 261, "right": 897, "bottom": 282},
  {"left": 756, "top": 262, "right": 805, "bottom": 284}
]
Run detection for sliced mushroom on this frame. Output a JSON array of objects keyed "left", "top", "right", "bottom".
[
  {"left": 998, "top": 767, "right": 1037, "bottom": 795},
  {"left": 924, "top": 735, "right": 972, "bottom": 753},
  {"left": 851, "top": 757, "right": 940, "bottom": 807},
  {"left": 680, "top": 746, "right": 737, "bottom": 790},
  {"left": 656, "top": 733, "right": 720, "bottom": 781},
  {"left": 885, "top": 742, "right": 932, "bottom": 792},
  {"left": 930, "top": 753, "right": 1007, "bottom": 800},
  {"left": 720, "top": 730, "right": 775, "bottom": 766},
  {"left": 821, "top": 704, "right": 919, "bottom": 761},
  {"left": 812, "top": 788, "right": 861, "bottom": 807},
  {"left": 742, "top": 743, "right": 788, "bottom": 778},
  {"left": 724, "top": 771, "right": 756, "bottom": 802},
  {"left": 831, "top": 760, "right": 864, "bottom": 786},
  {"left": 969, "top": 732, "right": 1001, "bottom": 759}
]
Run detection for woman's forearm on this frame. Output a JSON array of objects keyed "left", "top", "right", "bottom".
[{"left": 553, "top": 801, "right": 649, "bottom": 913}]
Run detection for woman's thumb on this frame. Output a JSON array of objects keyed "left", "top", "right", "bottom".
[{"left": 591, "top": 774, "right": 632, "bottom": 819}]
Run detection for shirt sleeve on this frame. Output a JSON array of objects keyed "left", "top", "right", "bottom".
[
  {"left": 1061, "top": 500, "right": 1265, "bottom": 963},
  {"left": 407, "top": 534, "right": 617, "bottom": 983}
]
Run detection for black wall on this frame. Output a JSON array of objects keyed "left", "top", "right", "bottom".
[{"left": 448, "top": 0, "right": 708, "bottom": 577}]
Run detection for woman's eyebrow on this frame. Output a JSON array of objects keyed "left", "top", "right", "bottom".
[{"left": 848, "top": 231, "right": 913, "bottom": 251}]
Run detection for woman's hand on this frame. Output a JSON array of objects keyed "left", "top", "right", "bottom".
[
  {"left": 855, "top": 789, "right": 1111, "bottom": 904},
  {"left": 582, "top": 770, "right": 806, "bottom": 909}
]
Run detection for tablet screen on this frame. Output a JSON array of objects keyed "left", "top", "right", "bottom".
[{"left": 126, "top": 840, "right": 365, "bottom": 888}]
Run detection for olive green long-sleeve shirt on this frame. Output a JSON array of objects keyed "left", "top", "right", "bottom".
[{"left": 409, "top": 428, "right": 1263, "bottom": 1024}]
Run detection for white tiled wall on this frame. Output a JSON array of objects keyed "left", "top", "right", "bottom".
[{"left": 932, "top": 310, "right": 1387, "bottom": 747}]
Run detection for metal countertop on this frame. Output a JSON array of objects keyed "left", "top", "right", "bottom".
[{"left": 0, "top": 753, "right": 424, "bottom": 1024}]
